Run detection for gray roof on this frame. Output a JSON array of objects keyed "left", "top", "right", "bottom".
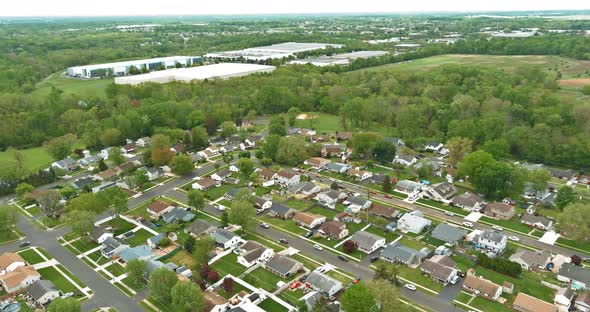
[
  {"left": 265, "top": 254, "right": 300, "bottom": 276},
  {"left": 210, "top": 229, "right": 238, "bottom": 244},
  {"left": 559, "top": 263, "right": 590, "bottom": 286},
  {"left": 147, "top": 233, "right": 164, "bottom": 245},
  {"left": 509, "top": 248, "right": 551, "bottom": 267},
  {"left": 396, "top": 180, "right": 422, "bottom": 191},
  {"left": 71, "top": 177, "right": 94, "bottom": 189},
  {"left": 431, "top": 224, "right": 467, "bottom": 244},
  {"left": 185, "top": 219, "right": 217, "bottom": 236},
  {"left": 102, "top": 237, "right": 127, "bottom": 254},
  {"left": 421, "top": 259, "right": 455, "bottom": 281},
  {"left": 349, "top": 231, "right": 384, "bottom": 251},
  {"left": 396, "top": 154, "right": 416, "bottom": 163},
  {"left": 270, "top": 202, "right": 293, "bottom": 216},
  {"left": 381, "top": 243, "right": 421, "bottom": 263},
  {"left": 28, "top": 280, "right": 59, "bottom": 300},
  {"left": 325, "top": 162, "right": 349, "bottom": 172},
  {"left": 288, "top": 182, "right": 318, "bottom": 194},
  {"left": 225, "top": 188, "right": 244, "bottom": 198},
  {"left": 55, "top": 157, "right": 76, "bottom": 166},
  {"left": 322, "top": 190, "right": 343, "bottom": 200},
  {"left": 451, "top": 192, "right": 484, "bottom": 208},
  {"left": 346, "top": 195, "right": 370, "bottom": 206},
  {"left": 162, "top": 207, "right": 194, "bottom": 224},
  {"left": 90, "top": 226, "right": 112, "bottom": 242},
  {"left": 306, "top": 271, "right": 343, "bottom": 294},
  {"left": 521, "top": 214, "right": 552, "bottom": 227},
  {"left": 479, "top": 230, "right": 506, "bottom": 243},
  {"left": 430, "top": 182, "right": 457, "bottom": 198}
]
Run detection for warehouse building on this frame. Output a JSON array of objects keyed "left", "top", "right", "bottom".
[
  {"left": 114, "top": 63, "right": 275, "bottom": 85},
  {"left": 67, "top": 56, "right": 202, "bottom": 79},
  {"left": 288, "top": 50, "right": 389, "bottom": 67},
  {"left": 205, "top": 42, "right": 344, "bottom": 61}
]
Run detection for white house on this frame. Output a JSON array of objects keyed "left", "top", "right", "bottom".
[
  {"left": 144, "top": 167, "right": 163, "bottom": 181},
  {"left": 393, "top": 154, "right": 418, "bottom": 166},
  {"left": 210, "top": 229, "right": 242, "bottom": 249},
  {"left": 136, "top": 137, "right": 152, "bottom": 147},
  {"left": 478, "top": 231, "right": 507, "bottom": 256},
  {"left": 315, "top": 190, "right": 347, "bottom": 209},
  {"left": 555, "top": 288, "right": 575, "bottom": 312},
  {"left": 192, "top": 177, "right": 219, "bottom": 190},
  {"left": 347, "top": 168, "right": 372, "bottom": 181},
  {"left": 100, "top": 147, "right": 113, "bottom": 159},
  {"left": 276, "top": 171, "right": 300, "bottom": 187},
  {"left": 395, "top": 180, "right": 422, "bottom": 195},
  {"left": 236, "top": 241, "right": 274, "bottom": 268},
  {"left": 349, "top": 231, "right": 386, "bottom": 254},
  {"left": 397, "top": 211, "right": 432, "bottom": 234},
  {"left": 293, "top": 212, "right": 326, "bottom": 229},
  {"left": 0, "top": 266, "right": 41, "bottom": 293},
  {"left": 211, "top": 169, "right": 232, "bottom": 181},
  {"left": 229, "top": 165, "right": 239, "bottom": 172},
  {"left": 51, "top": 157, "right": 79, "bottom": 172},
  {"left": 306, "top": 271, "right": 343, "bottom": 297},
  {"left": 28, "top": 280, "right": 61, "bottom": 305},
  {"left": 0, "top": 253, "right": 26, "bottom": 274},
  {"left": 344, "top": 196, "right": 372, "bottom": 214},
  {"left": 325, "top": 162, "right": 351, "bottom": 173},
  {"left": 147, "top": 200, "right": 177, "bottom": 218}
]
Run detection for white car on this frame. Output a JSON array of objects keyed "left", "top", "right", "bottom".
[
  {"left": 216, "top": 205, "right": 226, "bottom": 211},
  {"left": 492, "top": 225, "right": 503, "bottom": 231},
  {"left": 313, "top": 244, "right": 323, "bottom": 251},
  {"left": 445, "top": 211, "right": 454, "bottom": 216},
  {"left": 462, "top": 221, "right": 474, "bottom": 228},
  {"left": 404, "top": 284, "right": 417, "bottom": 291},
  {"left": 61, "top": 292, "right": 74, "bottom": 299},
  {"left": 509, "top": 236, "right": 520, "bottom": 242}
]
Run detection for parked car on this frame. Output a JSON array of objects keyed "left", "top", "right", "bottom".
[
  {"left": 313, "top": 244, "right": 323, "bottom": 251},
  {"left": 583, "top": 257, "right": 590, "bottom": 263},
  {"left": 61, "top": 292, "right": 74, "bottom": 299},
  {"left": 404, "top": 284, "right": 417, "bottom": 291},
  {"left": 457, "top": 271, "right": 465, "bottom": 278},
  {"left": 369, "top": 191, "right": 377, "bottom": 195},
  {"left": 19, "top": 241, "right": 31, "bottom": 247},
  {"left": 290, "top": 281, "right": 301, "bottom": 289},
  {"left": 492, "top": 225, "right": 503, "bottom": 231},
  {"left": 278, "top": 238, "right": 288, "bottom": 244},
  {"left": 370, "top": 255, "right": 380, "bottom": 263},
  {"left": 450, "top": 275, "right": 460, "bottom": 285},
  {"left": 384, "top": 194, "right": 393, "bottom": 199},
  {"left": 305, "top": 231, "right": 314, "bottom": 238},
  {"left": 444, "top": 211, "right": 454, "bottom": 216},
  {"left": 259, "top": 222, "right": 269, "bottom": 229},
  {"left": 508, "top": 236, "right": 520, "bottom": 242},
  {"left": 338, "top": 255, "right": 349, "bottom": 262},
  {"left": 462, "top": 222, "right": 474, "bottom": 228},
  {"left": 353, "top": 278, "right": 360, "bottom": 284},
  {"left": 216, "top": 205, "right": 226, "bottom": 211}
]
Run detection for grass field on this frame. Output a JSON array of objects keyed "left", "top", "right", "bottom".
[
  {"left": 258, "top": 299, "right": 289, "bottom": 312},
  {"left": 0, "top": 146, "right": 55, "bottom": 174},
  {"left": 33, "top": 72, "right": 114, "bottom": 98},
  {"left": 17, "top": 248, "right": 46, "bottom": 264},
  {"left": 37, "top": 266, "right": 79, "bottom": 294},
  {"left": 124, "top": 229, "right": 154, "bottom": 247},
  {"left": 294, "top": 112, "right": 394, "bottom": 136},
  {"left": 210, "top": 253, "right": 247, "bottom": 277},
  {"left": 242, "top": 267, "right": 287, "bottom": 292},
  {"left": 0, "top": 229, "right": 20, "bottom": 245}
]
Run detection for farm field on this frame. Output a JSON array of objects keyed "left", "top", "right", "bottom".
[{"left": 0, "top": 146, "right": 55, "bottom": 174}]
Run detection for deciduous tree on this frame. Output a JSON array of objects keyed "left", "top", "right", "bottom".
[
  {"left": 555, "top": 186, "right": 576, "bottom": 210},
  {"left": 47, "top": 298, "right": 81, "bottom": 312},
  {"left": 276, "top": 136, "right": 308, "bottom": 166},
  {"left": 35, "top": 189, "right": 62, "bottom": 218},
  {"left": 126, "top": 259, "right": 147, "bottom": 285},
  {"left": 171, "top": 281, "right": 206, "bottom": 312},
  {"left": 170, "top": 154, "right": 194, "bottom": 175},
  {"left": 0, "top": 206, "right": 18, "bottom": 233},
  {"left": 447, "top": 137, "right": 473, "bottom": 167},
  {"left": 340, "top": 283, "right": 377, "bottom": 312},
  {"left": 372, "top": 140, "right": 396, "bottom": 164},
  {"left": 187, "top": 190, "right": 205, "bottom": 210},
  {"left": 62, "top": 210, "right": 95, "bottom": 236},
  {"left": 192, "top": 237, "right": 215, "bottom": 268},
  {"left": 191, "top": 126, "right": 209, "bottom": 150},
  {"left": 219, "top": 121, "right": 238, "bottom": 139},
  {"left": 237, "top": 158, "right": 254, "bottom": 177},
  {"left": 149, "top": 267, "right": 178, "bottom": 302},
  {"left": 229, "top": 199, "right": 256, "bottom": 234},
  {"left": 262, "top": 134, "right": 281, "bottom": 161},
  {"left": 557, "top": 203, "right": 590, "bottom": 243},
  {"left": 100, "top": 128, "right": 122, "bottom": 147}
]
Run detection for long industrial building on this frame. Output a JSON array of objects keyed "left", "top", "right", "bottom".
[
  {"left": 288, "top": 50, "right": 389, "bottom": 67},
  {"left": 205, "top": 42, "right": 344, "bottom": 61},
  {"left": 114, "top": 63, "right": 275, "bottom": 85},
  {"left": 67, "top": 56, "right": 202, "bottom": 79}
]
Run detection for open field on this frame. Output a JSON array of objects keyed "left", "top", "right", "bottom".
[
  {"left": 0, "top": 146, "right": 55, "bottom": 174},
  {"left": 33, "top": 72, "right": 113, "bottom": 98},
  {"left": 559, "top": 78, "right": 590, "bottom": 87},
  {"left": 293, "top": 112, "right": 393, "bottom": 136}
]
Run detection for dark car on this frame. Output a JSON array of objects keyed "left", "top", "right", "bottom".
[
  {"left": 19, "top": 241, "right": 31, "bottom": 247},
  {"left": 457, "top": 271, "right": 465, "bottom": 278},
  {"left": 278, "top": 239, "right": 288, "bottom": 244},
  {"left": 304, "top": 231, "right": 314, "bottom": 238},
  {"left": 370, "top": 255, "right": 380, "bottom": 263},
  {"left": 338, "top": 255, "right": 349, "bottom": 262}
]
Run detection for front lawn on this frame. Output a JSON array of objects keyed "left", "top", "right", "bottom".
[
  {"left": 210, "top": 253, "right": 247, "bottom": 277},
  {"left": 37, "top": 266, "right": 79, "bottom": 294},
  {"left": 450, "top": 254, "right": 475, "bottom": 272},
  {"left": 474, "top": 266, "right": 555, "bottom": 302},
  {"left": 393, "top": 262, "right": 444, "bottom": 292},
  {"left": 206, "top": 184, "right": 243, "bottom": 200},
  {"left": 69, "top": 237, "right": 100, "bottom": 254},
  {"left": 17, "top": 249, "right": 46, "bottom": 264},
  {"left": 306, "top": 205, "right": 339, "bottom": 220},
  {"left": 124, "top": 229, "right": 154, "bottom": 247},
  {"left": 469, "top": 297, "right": 513, "bottom": 312},
  {"left": 258, "top": 299, "right": 289, "bottom": 312},
  {"left": 242, "top": 268, "right": 287, "bottom": 292},
  {"left": 258, "top": 215, "right": 306, "bottom": 235},
  {"left": 105, "top": 263, "right": 127, "bottom": 277},
  {"left": 285, "top": 199, "right": 313, "bottom": 211},
  {"left": 87, "top": 250, "right": 110, "bottom": 266},
  {"left": 479, "top": 216, "right": 531, "bottom": 234},
  {"left": 420, "top": 235, "right": 446, "bottom": 247},
  {"left": 104, "top": 217, "right": 136, "bottom": 236},
  {"left": 121, "top": 276, "right": 146, "bottom": 292}
]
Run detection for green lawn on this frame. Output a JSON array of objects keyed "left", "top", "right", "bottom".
[
  {"left": 242, "top": 268, "right": 288, "bottom": 292},
  {"left": 105, "top": 263, "right": 127, "bottom": 277},
  {"left": 206, "top": 184, "right": 244, "bottom": 200},
  {"left": 285, "top": 199, "right": 314, "bottom": 211},
  {"left": 210, "top": 253, "right": 248, "bottom": 277},
  {"left": 450, "top": 255, "right": 475, "bottom": 272},
  {"left": 474, "top": 266, "right": 555, "bottom": 302},
  {"left": 69, "top": 237, "right": 100, "bottom": 254},
  {"left": 121, "top": 276, "right": 146, "bottom": 292},
  {"left": 258, "top": 215, "right": 306, "bottom": 235},
  {"left": 17, "top": 249, "right": 46, "bottom": 264},
  {"left": 306, "top": 205, "right": 339, "bottom": 220},
  {"left": 104, "top": 217, "right": 137, "bottom": 236},
  {"left": 87, "top": 250, "right": 110, "bottom": 266},
  {"left": 258, "top": 299, "right": 289, "bottom": 312},
  {"left": 217, "top": 281, "right": 248, "bottom": 299},
  {"left": 55, "top": 265, "right": 86, "bottom": 291},
  {"left": 37, "top": 266, "right": 79, "bottom": 294},
  {"left": 557, "top": 237, "right": 590, "bottom": 253},
  {"left": 391, "top": 262, "right": 444, "bottom": 292},
  {"left": 420, "top": 235, "right": 446, "bottom": 247},
  {"left": 0, "top": 229, "right": 20, "bottom": 245},
  {"left": 124, "top": 229, "right": 154, "bottom": 247},
  {"left": 398, "top": 237, "right": 430, "bottom": 251},
  {"left": 469, "top": 296, "right": 513, "bottom": 312},
  {"left": 279, "top": 288, "right": 306, "bottom": 305},
  {"left": 454, "top": 292, "right": 473, "bottom": 304},
  {"left": 416, "top": 199, "right": 468, "bottom": 216},
  {"left": 479, "top": 216, "right": 532, "bottom": 234},
  {"left": 364, "top": 225, "right": 400, "bottom": 243},
  {"left": 33, "top": 72, "right": 114, "bottom": 98},
  {"left": 0, "top": 146, "right": 55, "bottom": 175}
]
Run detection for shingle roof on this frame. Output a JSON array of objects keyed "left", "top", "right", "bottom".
[
  {"left": 349, "top": 231, "right": 384, "bottom": 251},
  {"left": 559, "top": 263, "right": 590, "bottom": 286},
  {"left": 381, "top": 243, "right": 420, "bottom": 263},
  {"left": 346, "top": 195, "right": 370, "bottom": 206},
  {"left": 186, "top": 219, "right": 216, "bottom": 236},
  {"left": 148, "top": 200, "right": 174, "bottom": 214},
  {"left": 463, "top": 275, "right": 501, "bottom": 297},
  {"left": 293, "top": 212, "right": 325, "bottom": 226},
  {"left": 431, "top": 224, "right": 467, "bottom": 244},
  {"left": 28, "top": 280, "right": 59, "bottom": 301},
  {"left": 265, "top": 255, "right": 299, "bottom": 276},
  {"left": 451, "top": 192, "right": 483, "bottom": 208},
  {"left": 306, "top": 271, "right": 342, "bottom": 294},
  {"left": 369, "top": 204, "right": 399, "bottom": 218},
  {"left": 270, "top": 202, "right": 292, "bottom": 216},
  {"left": 513, "top": 292, "right": 556, "bottom": 312},
  {"left": 479, "top": 230, "right": 506, "bottom": 244},
  {"left": 0, "top": 253, "right": 24, "bottom": 270},
  {"left": 509, "top": 248, "right": 551, "bottom": 268},
  {"left": 421, "top": 259, "right": 455, "bottom": 281},
  {"left": 211, "top": 229, "right": 238, "bottom": 244},
  {"left": 319, "top": 221, "right": 346, "bottom": 237}
]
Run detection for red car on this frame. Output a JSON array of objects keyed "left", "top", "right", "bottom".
[
  {"left": 369, "top": 191, "right": 377, "bottom": 195},
  {"left": 290, "top": 281, "right": 301, "bottom": 289},
  {"left": 384, "top": 194, "right": 393, "bottom": 199}
]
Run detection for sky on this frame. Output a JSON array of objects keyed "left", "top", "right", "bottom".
[{"left": 2, "top": 0, "right": 588, "bottom": 17}]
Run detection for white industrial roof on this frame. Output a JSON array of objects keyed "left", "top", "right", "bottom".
[
  {"left": 333, "top": 51, "right": 389, "bottom": 59},
  {"left": 288, "top": 57, "right": 350, "bottom": 67},
  {"left": 114, "top": 63, "right": 274, "bottom": 85},
  {"left": 205, "top": 42, "right": 344, "bottom": 60},
  {"left": 70, "top": 56, "right": 198, "bottom": 71}
]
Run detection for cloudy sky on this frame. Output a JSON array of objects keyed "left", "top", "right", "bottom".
[{"left": 2, "top": 0, "right": 588, "bottom": 17}]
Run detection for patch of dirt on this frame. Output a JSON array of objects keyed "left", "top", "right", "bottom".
[
  {"left": 296, "top": 113, "right": 318, "bottom": 120},
  {"left": 559, "top": 78, "right": 590, "bottom": 87}
]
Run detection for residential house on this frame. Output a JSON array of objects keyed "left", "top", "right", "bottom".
[
  {"left": 422, "top": 182, "right": 457, "bottom": 203},
  {"left": 0, "top": 253, "right": 25, "bottom": 273},
  {"left": 293, "top": 212, "right": 326, "bottom": 229},
  {"left": 349, "top": 231, "right": 386, "bottom": 254},
  {"left": 263, "top": 255, "right": 302, "bottom": 278},
  {"left": 318, "top": 221, "right": 349, "bottom": 240},
  {"left": 310, "top": 135, "right": 331, "bottom": 143},
  {"left": 101, "top": 237, "right": 129, "bottom": 258},
  {"left": 119, "top": 245, "right": 156, "bottom": 263},
  {"left": 324, "top": 162, "right": 351, "bottom": 173},
  {"left": 554, "top": 288, "right": 575, "bottom": 312},
  {"left": 523, "top": 183, "right": 556, "bottom": 207},
  {"left": 451, "top": 192, "right": 485, "bottom": 212},
  {"left": 483, "top": 202, "right": 516, "bottom": 220},
  {"left": 413, "top": 158, "right": 443, "bottom": 176},
  {"left": 210, "top": 229, "right": 242, "bottom": 249},
  {"left": 147, "top": 234, "right": 164, "bottom": 248},
  {"left": 557, "top": 263, "right": 590, "bottom": 290},
  {"left": 300, "top": 291, "right": 322, "bottom": 312},
  {"left": 393, "top": 154, "right": 418, "bottom": 166},
  {"left": 147, "top": 200, "right": 176, "bottom": 218},
  {"left": 136, "top": 137, "right": 152, "bottom": 147},
  {"left": 304, "top": 157, "right": 331, "bottom": 169},
  {"left": 211, "top": 169, "right": 232, "bottom": 182},
  {"left": 430, "top": 223, "right": 467, "bottom": 245},
  {"left": 384, "top": 137, "right": 405, "bottom": 147},
  {"left": 228, "top": 164, "right": 239, "bottom": 172},
  {"left": 369, "top": 173, "right": 387, "bottom": 185},
  {"left": 90, "top": 226, "right": 113, "bottom": 244},
  {"left": 51, "top": 157, "right": 79, "bottom": 172},
  {"left": 575, "top": 292, "right": 590, "bottom": 312},
  {"left": 28, "top": 280, "right": 60, "bottom": 305},
  {"left": 315, "top": 190, "right": 347, "bottom": 209},
  {"left": 70, "top": 177, "right": 94, "bottom": 190},
  {"left": 521, "top": 214, "right": 553, "bottom": 231},
  {"left": 185, "top": 219, "right": 217, "bottom": 238},
  {"left": 347, "top": 168, "right": 372, "bottom": 181},
  {"left": 288, "top": 182, "right": 321, "bottom": 196},
  {"left": 77, "top": 154, "right": 102, "bottom": 166},
  {"left": 267, "top": 203, "right": 296, "bottom": 219},
  {"left": 120, "top": 143, "right": 136, "bottom": 154},
  {"left": 509, "top": 248, "right": 551, "bottom": 271},
  {"left": 192, "top": 177, "right": 219, "bottom": 190},
  {"left": 424, "top": 141, "right": 448, "bottom": 155},
  {"left": 579, "top": 175, "right": 590, "bottom": 185},
  {"left": 334, "top": 211, "right": 359, "bottom": 224},
  {"left": 478, "top": 231, "right": 507, "bottom": 256},
  {"left": 306, "top": 271, "right": 343, "bottom": 297},
  {"left": 224, "top": 177, "right": 240, "bottom": 185},
  {"left": 344, "top": 195, "right": 372, "bottom": 213},
  {"left": 143, "top": 167, "right": 164, "bottom": 181},
  {"left": 236, "top": 241, "right": 274, "bottom": 268},
  {"left": 381, "top": 243, "right": 429, "bottom": 265},
  {"left": 162, "top": 207, "right": 195, "bottom": 224},
  {"left": 420, "top": 256, "right": 459, "bottom": 285},
  {"left": 170, "top": 143, "right": 186, "bottom": 154},
  {"left": 397, "top": 211, "right": 432, "bottom": 234},
  {"left": 253, "top": 196, "right": 273, "bottom": 212},
  {"left": 335, "top": 131, "right": 352, "bottom": 141},
  {"left": 0, "top": 266, "right": 41, "bottom": 293},
  {"left": 94, "top": 169, "right": 117, "bottom": 182},
  {"left": 224, "top": 188, "right": 248, "bottom": 200},
  {"left": 395, "top": 180, "right": 422, "bottom": 195},
  {"left": 463, "top": 274, "right": 502, "bottom": 301},
  {"left": 257, "top": 168, "right": 277, "bottom": 181},
  {"left": 513, "top": 292, "right": 557, "bottom": 312},
  {"left": 368, "top": 204, "right": 400, "bottom": 220},
  {"left": 297, "top": 128, "right": 316, "bottom": 137},
  {"left": 100, "top": 147, "right": 113, "bottom": 159},
  {"left": 276, "top": 170, "right": 301, "bottom": 187},
  {"left": 114, "top": 161, "right": 139, "bottom": 175},
  {"left": 321, "top": 144, "right": 347, "bottom": 158},
  {"left": 91, "top": 181, "right": 116, "bottom": 193},
  {"left": 549, "top": 168, "right": 576, "bottom": 180}
]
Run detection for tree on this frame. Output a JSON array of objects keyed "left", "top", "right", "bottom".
[
  {"left": 571, "top": 255, "right": 582, "bottom": 265},
  {"left": 351, "top": 132, "right": 383, "bottom": 158},
  {"left": 187, "top": 190, "right": 205, "bottom": 210},
  {"left": 47, "top": 298, "right": 81, "bottom": 312},
  {"left": 229, "top": 199, "right": 256, "bottom": 234},
  {"left": 529, "top": 169, "right": 551, "bottom": 196},
  {"left": 191, "top": 126, "right": 209, "bottom": 150},
  {"left": 104, "top": 187, "right": 128, "bottom": 217},
  {"left": 222, "top": 277, "right": 234, "bottom": 293},
  {"left": 343, "top": 240, "right": 358, "bottom": 254},
  {"left": 416, "top": 163, "right": 433, "bottom": 179},
  {"left": 262, "top": 134, "right": 282, "bottom": 161},
  {"left": 340, "top": 283, "right": 377, "bottom": 312},
  {"left": 556, "top": 186, "right": 576, "bottom": 210},
  {"left": 184, "top": 236, "right": 196, "bottom": 253},
  {"left": 557, "top": 203, "right": 590, "bottom": 243},
  {"left": 372, "top": 140, "right": 396, "bottom": 164},
  {"left": 171, "top": 281, "right": 206, "bottom": 312},
  {"left": 366, "top": 280, "right": 405, "bottom": 312},
  {"left": 471, "top": 160, "right": 513, "bottom": 198},
  {"left": 100, "top": 128, "right": 122, "bottom": 147},
  {"left": 382, "top": 176, "right": 391, "bottom": 193},
  {"left": 373, "top": 262, "right": 392, "bottom": 281},
  {"left": 255, "top": 150, "right": 264, "bottom": 160},
  {"left": 207, "top": 270, "right": 219, "bottom": 282},
  {"left": 219, "top": 121, "right": 238, "bottom": 138},
  {"left": 44, "top": 134, "right": 77, "bottom": 159},
  {"left": 268, "top": 116, "right": 287, "bottom": 136},
  {"left": 62, "top": 210, "right": 95, "bottom": 236},
  {"left": 60, "top": 186, "right": 76, "bottom": 199},
  {"left": 277, "top": 136, "right": 308, "bottom": 166},
  {"left": 170, "top": 154, "right": 194, "bottom": 175},
  {"left": 0, "top": 206, "right": 18, "bottom": 233},
  {"left": 482, "top": 139, "right": 510, "bottom": 159},
  {"left": 108, "top": 148, "right": 125, "bottom": 165},
  {"left": 151, "top": 134, "right": 174, "bottom": 166},
  {"left": 447, "top": 137, "right": 473, "bottom": 167},
  {"left": 286, "top": 107, "right": 301, "bottom": 126},
  {"left": 221, "top": 211, "right": 229, "bottom": 227},
  {"left": 457, "top": 150, "right": 495, "bottom": 178},
  {"left": 296, "top": 298, "right": 309, "bottom": 312},
  {"left": 260, "top": 158, "right": 272, "bottom": 168},
  {"left": 128, "top": 169, "right": 149, "bottom": 189},
  {"left": 126, "top": 259, "right": 147, "bottom": 284},
  {"left": 35, "top": 189, "right": 62, "bottom": 218},
  {"left": 330, "top": 182, "right": 339, "bottom": 190},
  {"left": 237, "top": 158, "right": 254, "bottom": 177},
  {"left": 311, "top": 296, "right": 331, "bottom": 312},
  {"left": 97, "top": 159, "right": 108, "bottom": 171},
  {"left": 192, "top": 237, "right": 215, "bottom": 268},
  {"left": 149, "top": 267, "right": 178, "bottom": 302},
  {"left": 15, "top": 183, "right": 34, "bottom": 198}
]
